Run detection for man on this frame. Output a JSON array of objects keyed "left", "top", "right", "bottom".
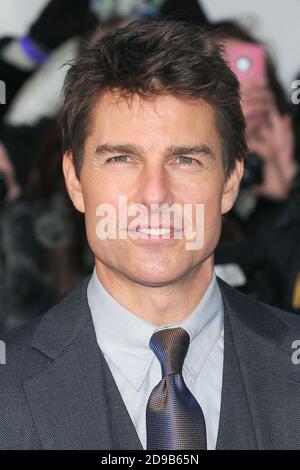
[{"left": 1, "top": 18, "right": 300, "bottom": 450}]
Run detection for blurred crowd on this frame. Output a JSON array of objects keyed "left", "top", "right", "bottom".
[{"left": 0, "top": 0, "right": 300, "bottom": 332}]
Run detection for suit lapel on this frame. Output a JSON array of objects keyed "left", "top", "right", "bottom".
[
  {"left": 217, "top": 278, "right": 300, "bottom": 450},
  {"left": 23, "top": 320, "right": 113, "bottom": 449},
  {"left": 23, "top": 277, "right": 142, "bottom": 450},
  {"left": 216, "top": 302, "right": 257, "bottom": 449}
]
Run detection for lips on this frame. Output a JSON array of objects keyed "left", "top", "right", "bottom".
[
  {"left": 125, "top": 225, "right": 183, "bottom": 241},
  {"left": 118, "top": 220, "right": 184, "bottom": 242}
]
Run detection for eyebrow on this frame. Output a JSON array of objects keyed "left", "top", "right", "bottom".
[{"left": 94, "top": 143, "right": 215, "bottom": 159}]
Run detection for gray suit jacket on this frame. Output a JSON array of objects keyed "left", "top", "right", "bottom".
[{"left": 1, "top": 275, "right": 300, "bottom": 450}]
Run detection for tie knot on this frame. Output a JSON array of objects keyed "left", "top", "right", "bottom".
[{"left": 149, "top": 327, "right": 190, "bottom": 376}]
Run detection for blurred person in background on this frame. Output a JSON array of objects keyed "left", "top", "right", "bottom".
[
  {"left": 0, "top": 122, "right": 93, "bottom": 332},
  {"left": 213, "top": 21, "right": 300, "bottom": 314},
  {"left": 0, "top": 0, "right": 208, "bottom": 123},
  {"left": 0, "top": 0, "right": 98, "bottom": 333},
  {"left": 213, "top": 21, "right": 300, "bottom": 236},
  {"left": 0, "top": 140, "right": 39, "bottom": 332},
  {"left": 0, "top": 0, "right": 97, "bottom": 124}
]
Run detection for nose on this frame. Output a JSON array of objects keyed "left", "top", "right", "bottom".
[{"left": 137, "top": 161, "right": 175, "bottom": 209}]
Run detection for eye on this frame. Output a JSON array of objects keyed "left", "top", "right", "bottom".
[
  {"left": 107, "top": 155, "right": 131, "bottom": 163},
  {"left": 175, "top": 156, "right": 200, "bottom": 165}
]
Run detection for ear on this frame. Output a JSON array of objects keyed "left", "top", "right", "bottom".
[
  {"left": 221, "top": 158, "right": 244, "bottom": 214},
  {"left": 62, "top": 152, "right": 85, "bottom": 213}
]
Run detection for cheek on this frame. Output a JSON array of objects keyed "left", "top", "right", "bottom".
[
  {"left": 201, "top": 201, "right": 221, "bottom": 243},
  {"left": 81, "top": 174, "right": 122, "bottom": 213},
  {"left": 185, "top": 174, "right": 224, "bottom": 208},
  {"left": 188, "top": 179, "right": 224, "bottom": 238},
  {"left": 81, "top": 175, "right": 129, "bottom": 244}
]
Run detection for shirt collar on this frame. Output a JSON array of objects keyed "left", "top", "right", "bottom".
[{"left": 88, "top": 267, "right": 223, "bottom": 390}]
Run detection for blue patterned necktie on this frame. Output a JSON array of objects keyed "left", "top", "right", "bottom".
[{"left": 146, "top": 327, "right": 207, "bottom": 450}]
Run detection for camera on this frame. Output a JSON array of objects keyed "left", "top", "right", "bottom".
[
  {"left": 0, "top": 171, "right": 7, "bottom": 202},
  {"left": 240, "top": 153, "right": 264, "bottom": 189}
]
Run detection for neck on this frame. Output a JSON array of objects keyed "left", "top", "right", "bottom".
[{"left": 95, "top": 257, "right": 214, "bottom": 326}]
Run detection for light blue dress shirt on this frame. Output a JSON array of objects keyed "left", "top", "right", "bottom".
[{"left": 87, "top": 267, "right": 224, "bottom": 450}]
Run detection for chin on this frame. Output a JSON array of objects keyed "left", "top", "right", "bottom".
[
  {"left": 126, "top": 274, "right": 179, "bottom": 287},
  {"left": 122, "top": 263, "right": 189, "bottom": 287}
]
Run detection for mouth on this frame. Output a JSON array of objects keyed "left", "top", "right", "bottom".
[
  {"left": 136, "top": 226, "right": 174, "bottom": 236},
  {"left": 127, "top": 225, "right": 182, "bottom": 242}
]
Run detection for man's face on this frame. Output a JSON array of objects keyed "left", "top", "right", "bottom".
[{"left": 64, "top": 91, "right": 242, "bottom": 286}]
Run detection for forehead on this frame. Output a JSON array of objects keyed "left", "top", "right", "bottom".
[{"left": 88, "top": 90, "right": 221, "bottom": 151}]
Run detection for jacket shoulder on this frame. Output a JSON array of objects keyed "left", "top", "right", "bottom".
[
  {"left": 0, "top": 275, "right": 91, "bottom": 383},
  {"left": 0, "top": 275, "right": 91, "bottom": 449}
]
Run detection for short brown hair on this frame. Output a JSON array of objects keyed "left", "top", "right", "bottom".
[{"left": 61, "top": 18, "right": 247, "bottom": 178}]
